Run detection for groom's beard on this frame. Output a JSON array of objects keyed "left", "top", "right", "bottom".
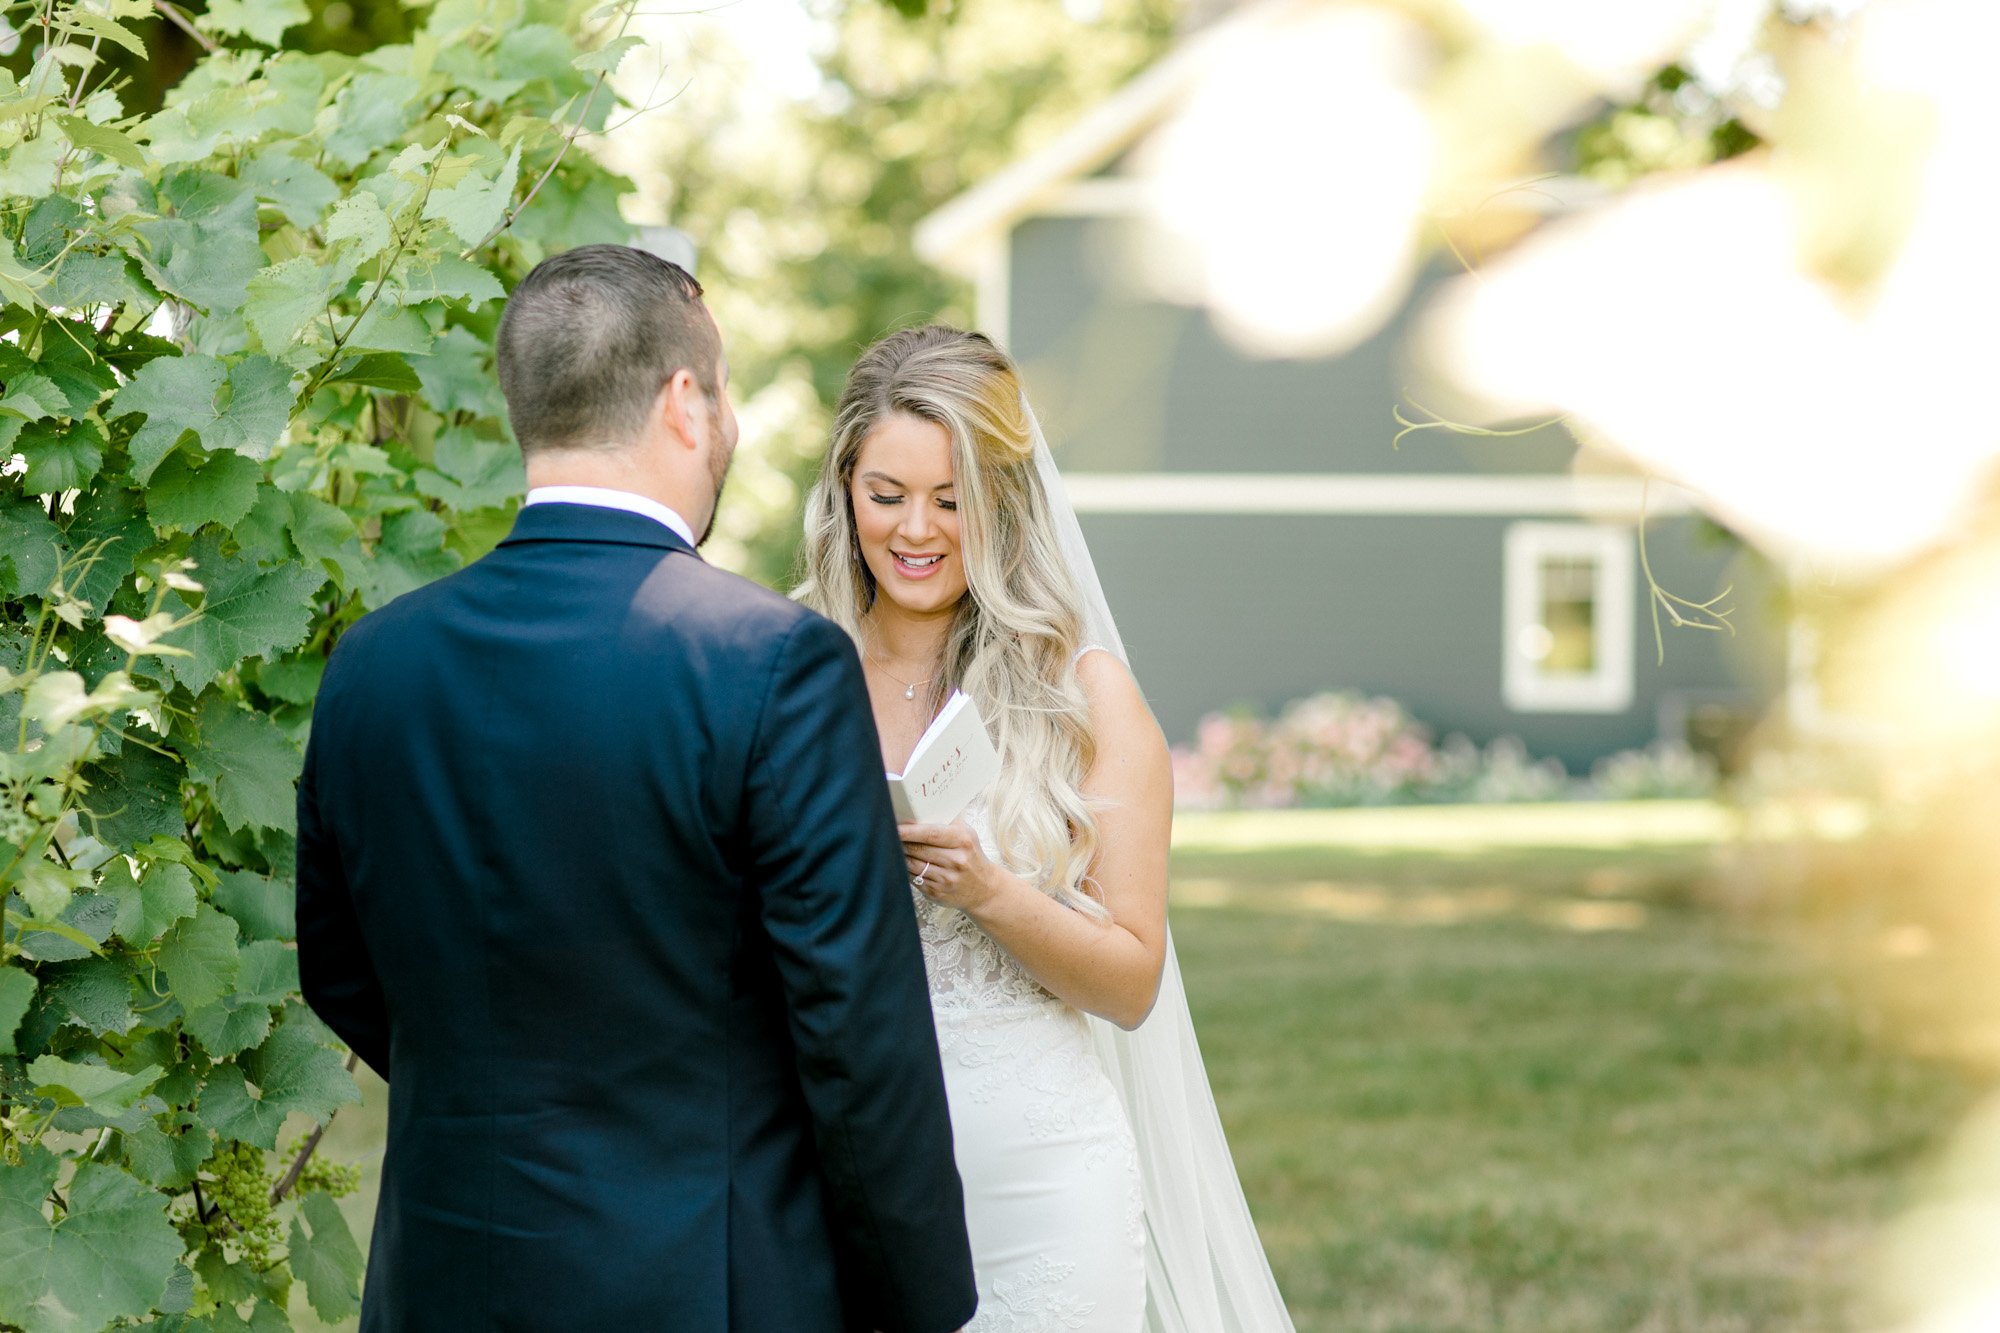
[{"left": 697, "top": 431, "right": 735, "bottom": 548}]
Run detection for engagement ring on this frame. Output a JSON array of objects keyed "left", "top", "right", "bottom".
[{"left": 911, "top": 862, "right": 930, "bottom": 889}]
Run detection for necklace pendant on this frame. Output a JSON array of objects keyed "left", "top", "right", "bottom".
[{"left": 904, "top": 684, "right": 916, "bottom": 700}]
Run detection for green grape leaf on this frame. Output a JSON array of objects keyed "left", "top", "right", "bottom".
[
  {"left": 13, "top": 891, "right": 117, "bottom": 965},
  {"left": 22, "top": 192, "right": 94, "bottom": 268},
  {"left": 212, "top": 869, "right": 296, "bottom": 942},
  {"left": 343, "top": 302, "right": 433, "bottom": 356},
  {"left": 63, "top": 488, "right": 153, "bottom": 620},
  {"left": 0, "top": 1146, "right": 185, "bottom": 1333},
  {"left": 409, "top": 325, "right": 505, "bottom": 420},
  {"left": 79, "top": 744, "right": 185, "bottom": 853},
  {"left": 109, "top": 345, "right": 286, "bottom": 471},
  {"left": 55, "top": 111, "right": 144, "bottom": 166},
  {"left": 158, "top": 903, "right": 240, "bottom": 1013},
  {"left": 326, "top": 352, "right": 422, "bottom": 394},
  {"left": 288, "top": 1190, "right": 365, "bottom": 1322},
  {"left": 286, "top": 491, "right": 365, "bottom": 582},
  {"left": 161, "top": 534, "right": 326, "bottom": 694},
  {"left": 241, "top": 147, "right": 339, "bottom": 229},
  {"left": 61, "top": 13, "right": 147, "bottom": 58},
  {"left": 143, "top": 450, "right": 264, "bottom": 533},
  {"left": 325, "top": 192, "right": 393, "bottom": 260},
  {"left": 15, "top": 862, "right": 80, "bottom": 922},
  {"left": 183, "top": 997, "right": 273, "bottom": 1061},
  {"left": 391, "top": 252, "right": 504, "bottom": 309},
  {"left": 16, "top": 418, "right": 106, "bottom": 496},
  {"left": 0, "top": 499, "right": 66, "bottom": 601},
  {"left": 50, "top": 251, "right": 156, "bottom": 310},
  {"left": 194, "top": 1248, "right": 265, "bottom": 1312},
  {"left": 422, "top": 144, "right": 520, "bottom": 247},
  {"left": 573, "top": 35, "right": 645, "bottom": 76},
  {"left": 201, "top": 1006, "right": 360, "bottom": 1149},
  {"left": 27, "top": 1055, "right": 164, "bottom": 1114},
  {"left": 0, "top": 234, "right": 50, "bottom": 307},
  {"left": 131, "top": 213, "right": 265, "bottom": 314},
  {"left": 360, "top": 507, "right": 461, "bottom": 609},
  {"left": 184, "top": 939, "right": 295, "bottom": 1057},
  {"left": 34, "top": 329, "right": 121, "bottom": 418},
  {"left": 0, "top": 967, "right": 35, "bottom": 1056},
  {"left": 249, "top": 654, "right": 324, "bottom": 708},
  {"left": 108, "top": 354, "right": 212, "bottom": 480},
  {"left": 120, "top": 1114, "right": 214, "bottom": 1191},
  {"left": 415, "top": 428, "right": 524, "bottom": 513},
  {"left": 197, "top": 0, "right": 308, "bottom": 46},
  {"left": 229, "top": 485, "right": 293, "bottom": 566},
  {"left": 322, "top": 73, "right": 422, "bottom": 170},
  {"left": 0, "top": 372, "right": 67, "bottom": 422},
  {"left": 105, "top": 858, "right": 199, "bottom": 946},
  {"left": 245, "top": 255, "right": 341, "bottom": 356},
  {"left": 186, "top": 694, "right": 301, "bottom": 834},
  {"left": 35, "top": 956, "right": 138, "bottom": 1036},
  {"left": 496, "top": 25, "right": 579, "bottom": 86}
]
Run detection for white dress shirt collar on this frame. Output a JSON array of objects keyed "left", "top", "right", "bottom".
[{"left": 523, "top": 486, "right": 697, "bottom": 549}]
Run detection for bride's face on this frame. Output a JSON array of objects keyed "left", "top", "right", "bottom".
[{"left": 851, "top": 412, "right": 968, "bottom": 617}]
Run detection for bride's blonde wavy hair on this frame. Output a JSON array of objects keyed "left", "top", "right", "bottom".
[{"left": 795, "top": 326, "right": 1105, "bottom": 917}]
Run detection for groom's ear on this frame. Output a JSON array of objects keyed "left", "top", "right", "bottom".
[{"left": 656, "top": 368, "right": 707, "bottom": 451}]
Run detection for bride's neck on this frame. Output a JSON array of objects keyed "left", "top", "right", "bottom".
[{"left": 862, "top": 599, "right": 955, "bottom": 669}]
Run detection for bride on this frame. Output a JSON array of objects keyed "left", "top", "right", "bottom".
[{"left": 796, "top": 326, "right": 1294, "bottom": 1332}]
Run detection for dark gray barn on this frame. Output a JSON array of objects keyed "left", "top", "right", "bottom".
[{"left": 916, "top": 18, "right": 1785, "bottom": 771}]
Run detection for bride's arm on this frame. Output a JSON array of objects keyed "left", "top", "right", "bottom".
[{"left": 901, "top": 650, "right": 1172, "bottom": 1029}]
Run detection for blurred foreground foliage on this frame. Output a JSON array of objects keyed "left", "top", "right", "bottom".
[{"left": 0, "top": 0, "right": 642, "bottom": 1327}]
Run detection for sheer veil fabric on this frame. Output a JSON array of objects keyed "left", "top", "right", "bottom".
[{"left": 1027, "top": 403, "right": 1297, "bottom": 1332}]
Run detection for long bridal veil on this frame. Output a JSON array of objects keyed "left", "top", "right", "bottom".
[{"left": 1026, "top": 403, "right": 1297, "bottom": 1332}]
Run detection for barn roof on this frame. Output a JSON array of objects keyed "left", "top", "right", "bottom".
[{"left": 913, "top": 0, "right": 1309, "bottom": 275}]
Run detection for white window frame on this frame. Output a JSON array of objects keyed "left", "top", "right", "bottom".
[{"left": 1503, "top": 522, "right": 1636, "bottom": 714}]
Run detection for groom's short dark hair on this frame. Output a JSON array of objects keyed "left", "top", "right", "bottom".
[{"left": 495, "top": 244, "right": 719, "bottom": 456}]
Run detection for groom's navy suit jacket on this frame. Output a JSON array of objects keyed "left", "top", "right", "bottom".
[{"left": 295, "top": 501, "right": 977, "bottom": 1333}]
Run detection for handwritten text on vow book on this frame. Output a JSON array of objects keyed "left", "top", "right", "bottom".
[{"left": 888, "top": 691, "right": 1001, "bottom": 824}]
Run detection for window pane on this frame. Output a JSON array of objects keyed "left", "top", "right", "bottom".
[{"left": 1539, "top": 556, "right": 1597, "bottom": 673}]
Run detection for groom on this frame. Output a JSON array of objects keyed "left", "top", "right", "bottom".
[{"left": 295, "top": 244, "right": 977, "bottom": 1332}]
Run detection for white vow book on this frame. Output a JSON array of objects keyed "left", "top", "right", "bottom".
[{"left": 888, "top": 690, "right": 1001, "bottom": 824}]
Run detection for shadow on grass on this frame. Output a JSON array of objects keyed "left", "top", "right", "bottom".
[{"left": 293, "top": 807, "right": 1986, "bottom": 1333}]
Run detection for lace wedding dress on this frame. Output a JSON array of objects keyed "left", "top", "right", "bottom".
[
  {"left": 898, "top": 398, "right": 1294, "bottom": 1333},
  {"left": 912, "top": 779, "right": 1147, "bottom": 1332}
]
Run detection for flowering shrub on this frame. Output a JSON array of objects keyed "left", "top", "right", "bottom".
[
  {"left": 1171, "top": 691, "right": 1719, "bottom": 809},
  {"left": 1589, "top": 741, "right": 1722, "bottom": 800}
]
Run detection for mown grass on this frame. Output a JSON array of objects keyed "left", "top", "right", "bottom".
[
  {"left": 297, "top": 805, "right": 1990, "bottom": 1331},
  {"left": 1175, "top": 809, "right": 1988, "bottom": 1332}
]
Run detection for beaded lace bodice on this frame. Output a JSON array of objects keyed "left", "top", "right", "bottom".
[{"left": 910, "top": 794, "right": 1060, "bottom": 1014}]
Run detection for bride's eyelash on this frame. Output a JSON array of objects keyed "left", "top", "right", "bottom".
[{"left": 868, "top": 493, "right": 958, "bottom": 511}]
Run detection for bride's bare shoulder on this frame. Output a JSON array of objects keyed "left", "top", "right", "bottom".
[{"left": 1073, "top": 649, "right": 1169, "bottom": 781}]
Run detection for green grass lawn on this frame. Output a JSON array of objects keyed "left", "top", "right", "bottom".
[{"left": 297, "top": 804, "right": 1990, "bottom": 1331}]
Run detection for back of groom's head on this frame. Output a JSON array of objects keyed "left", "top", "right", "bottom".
[{"left": 496, "top": 244, "right": 720, "bottom": 456}]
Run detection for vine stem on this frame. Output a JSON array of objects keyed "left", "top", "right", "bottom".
[
  {"left": 464, "top": 1, "right": 638, "bottom": 256},
  {"left": 297, "top": 142, "right": 454, "bottom": 405},
  {"left": 268, "top": 1052, "right": 361, "bottom": 1205},
  {"left": 152, "top": 0, "right": 218, "bottom": 53},
  {"left": 463, "top": 77, "right": 607, "bottom": 257}
]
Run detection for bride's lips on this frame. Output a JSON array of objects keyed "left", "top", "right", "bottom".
[{"left": 891, "top": 550, "right": 947, "bottom": 580}]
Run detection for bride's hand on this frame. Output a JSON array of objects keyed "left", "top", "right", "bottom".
[{"left": 899, "top": 821, "right": 1002, "bottom": 913}]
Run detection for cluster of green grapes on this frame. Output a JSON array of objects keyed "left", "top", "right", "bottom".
[
  {"left": 286, "top": 1134, "right": 364, "bottom": 1199},
  {"left": 203, "top": 1143, "right": 282, "bottom": 1267}
]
